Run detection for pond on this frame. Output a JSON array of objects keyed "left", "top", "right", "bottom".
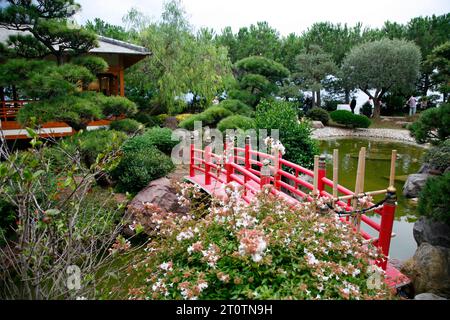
[{"left": 318, "top": 138, "right": 427, "bottom": 261}]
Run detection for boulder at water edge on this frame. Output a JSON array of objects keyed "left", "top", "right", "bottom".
[
  {"left": 128, "top": 177, "right": 188, "bottom": 214},
  {"left": 123, "top": 177, "right": 188, "bottom": 237},
  {"left": 413, "top": 217, "right": 450, "bottom": 248},
  {"left": 402, "top": 242, "right": 450, "bottom": 297},
  {"left": 403, "top": 173, "right": 430, "bottom": 198}
]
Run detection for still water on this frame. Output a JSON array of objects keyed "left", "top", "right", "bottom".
[{"left": 318, "top": 138, "right": 427, "bottom": 261}]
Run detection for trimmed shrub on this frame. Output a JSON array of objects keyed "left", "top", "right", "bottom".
[
  {"left": 360, "top": 102, "right": 373, "bottom": 118},
  {"left": 306, "top": 107, "right": 330, "bottom": 125},
  {"left": 217, "top": 99, "right": 253, "bottom": 117},
  {"left": 100, "top": 95, "right": 138, "bottom": 117},
  {"left": 217, "top": 115, "right": 256, "bottom": 132},
  {"left": 50, "top": 129, "right": 128, "bottom": 168},
  {"left": 323, "top": 98, "right": 342, "bottom": 112},
  {"left": 179, "top": 106, "right": 232, "bottom": 130},
  {"left": 423, "top": 139, "right": 450, "bottom": 173},
  {"left": 111, "top": 145, "right": 174, "bottom": 193},
  {"left": 256, "top": 100, "right": 318, "bottom": 168},
  {"left": 330, "top": 110, "right": 371, "bottom": 128},
  {"left": 109, "top": 119, "right": 144, "bottom": 134},
  {"left": 409, "top": 103, "right": 450, "bottom": 145},
  {"left": 418, "top": 172, "right": 450, "bottom": 225},
  {"left": 123, "top": 127, "right": 177, "bottom": 155},
  {"left": 227, "top": 88, "right": 258, "bottom": 107}
]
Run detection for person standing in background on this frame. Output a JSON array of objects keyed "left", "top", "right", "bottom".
[
  {"left": 350, "top": 97, "right": 357, "bottom": 114},
  {"left": 407, "top": 95, "right": 417, "bottom": 116}
]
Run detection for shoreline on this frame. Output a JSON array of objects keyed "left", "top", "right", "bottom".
[{"left": 312, "top": 127, "right": 429, "bottom": 148}]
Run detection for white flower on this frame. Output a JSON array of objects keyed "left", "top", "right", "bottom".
[
  {"left": 159, "top": 261, "right": 173, "bottom": 271},
  {"left": 305, "top": 252, "right": 319, "bottom": 266},
  {"left": 176, "top": 229, "right": 194, "bottom": 241}
]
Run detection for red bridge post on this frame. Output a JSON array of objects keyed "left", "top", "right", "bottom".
[
  {"left": 274, "top": 151, "right": 282, "bottom": 190},
  {"left": 225, "top": 134, "right": 232, "bottom": 183},
  {"left": 189, "top": 133, "right": 195, "bottom": 178},
  {"left": 318, "top": 155, "right": 327, "bottom": 196},
  {"left": 377, "top": 186, "right": 397, "bottom": 270},
  {"left": 204, "top": 136, "right": 212, "bottom": 185},
  {"left": 244, "top": 136, "right": 251, "bottom": 196}
]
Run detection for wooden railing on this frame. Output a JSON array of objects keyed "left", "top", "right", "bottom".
[
  {"left": 189, "top": 134, "right": 398, "bottom": 271},
  {"left": 0, "top": 100, "right": 31, "bottom": 121}
]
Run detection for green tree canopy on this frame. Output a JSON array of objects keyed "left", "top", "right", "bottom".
[
  {"left": 341, "top": 38, "right": 421, "bottom": 118},
  {"left": 232, "top": 56, "right": 289, "bottom": 107},
  {"left": 0, "top": 0, "right": 98, "bottom": 64},
  {"left": 425, "top": 41, "right": 450, "bottom": 102},
  {"left": 0, "top": 0, "right": 137, "bottom": 130},
  {"left": 293, "top": 45, "right": 337, "bottom": 107},
  {"left": 215, "top": 21, "right": 282, "bottom": 63},
  {"left": 124, "top": 1, "right": 233, "bottom": 114},
  {"left": 85, "top": 18, "right": 131, "bottom": 41}
]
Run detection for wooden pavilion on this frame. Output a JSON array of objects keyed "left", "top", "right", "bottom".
[{"left": 0, "top": 28, "right": 151, "bottom": 140}]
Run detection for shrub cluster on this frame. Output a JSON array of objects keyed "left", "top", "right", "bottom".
[
  {"left": 119, "top": 184, "right": 393, "bottom": 300},
  {"left": 217, "top": 115, "right": 256, "bottom": 132},
  {"left": 330, "top": 110, "right": 371, "bottom": 128},
  {"left": 360, "top": 102, "right": 373, "bottom": 118},
  {"left": 123, "top": 127, "right": 177, "bottom": 155},
  {"left": 217, "top": 99, "right": 254, "bottom": 117},
  {"left": 179, "top": 106, "right": 232, "bottom": 130},
  {"left": 306, "top": 107, "right": 330, "bottom": 125},
  {"left": 111, "top": 127, "right": 176, "bottom": 193},
  {"left": 256, "top": 100, "right": 318, "bottom": 168},
  {"left": 48, "top": 129, "right": 128, "bottom": 169},
  {"left": 418, "top": 172, "right": 450, "bottom": 225},
  {"left": 109, "top": 119, "right": 144, "bottom": 134},
  {"left": 409, "top": 103, "right": 450, "bottom": 145},
  {"left": 110, "top": 145, "right": 174, "bottom": 193},
  {"left": 422, "top": 139, "right": 450, "bottom": 173}
]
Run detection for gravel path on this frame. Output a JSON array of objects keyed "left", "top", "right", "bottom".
[{"left": 312, "top": 127, "right": 424, "bottom": 145}]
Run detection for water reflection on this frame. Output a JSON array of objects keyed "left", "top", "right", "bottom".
[{"left": 318, "top": 138, "right": 427, "bottom": 260}]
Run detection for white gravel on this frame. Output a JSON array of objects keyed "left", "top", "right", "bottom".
[{"left": 312, "top": 127, "right": 423, "bottom": 145}]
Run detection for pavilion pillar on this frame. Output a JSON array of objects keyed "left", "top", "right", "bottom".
[{"left": 119, "top": 68, "right": 125, "bottom": 97}]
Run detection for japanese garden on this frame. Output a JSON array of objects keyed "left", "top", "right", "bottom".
[{"left": 0, "top": 0, "right": 449, "bottom": 302}]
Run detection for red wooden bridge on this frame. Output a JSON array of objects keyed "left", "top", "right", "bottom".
[{"left": 185, "top": 135, "right": 411, "bottom": 291}]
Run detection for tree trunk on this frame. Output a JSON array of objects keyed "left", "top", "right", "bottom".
[
  {"left": 316, "top": 90, "right": 321, "bottom": 108},
  {"left": 373, "top": 98, "right": 381, "bottom": 118},
  {"left": 422, "top": 73, "right": 430, "bottom": 96},
  {"left": 311, "top": 91, "right": 316, "bottom": 107},
  {"left": 344, "top": 89, "right": 350, "bottom": 104}
]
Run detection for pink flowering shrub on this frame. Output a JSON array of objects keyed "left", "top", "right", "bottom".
[{"left": 123, "top": 184, "right": 394, "bottom": 300}]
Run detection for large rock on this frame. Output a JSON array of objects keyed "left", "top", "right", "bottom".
[
  {"left": 128, "top": 177, "right": 188, "bottom": 214},
  {"left": 402, "top": 243, "right": 450, "bottom": 297},
  {"left": 403, "top": 173, "right": 430, "bottom": 198},
  {"left": 414, "top": 293, "right": 447, "bottom": 300},
  {"left": 311, "top": 121, "right": 325, "bottom": 129},
  {"left": 413, "top": 217, "right": 450, "bottom": 248}
]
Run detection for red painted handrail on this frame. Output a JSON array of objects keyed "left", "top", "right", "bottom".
[{"left": 188, "top": 136, "right": 397, "bottom": 271}]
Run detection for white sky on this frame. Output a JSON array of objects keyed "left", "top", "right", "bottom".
[{"left": 76, "top": 0, "right": 450, "bottom": 36}]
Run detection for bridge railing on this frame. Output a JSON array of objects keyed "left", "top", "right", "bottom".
[{"left": 189, "top": 134, "right": 397, "bottom": 270}]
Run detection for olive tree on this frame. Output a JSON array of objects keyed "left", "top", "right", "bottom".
[{"left": 341, "top": 39, "right": 421, "bottom": 118}]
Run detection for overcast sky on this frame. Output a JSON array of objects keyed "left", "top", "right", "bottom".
[{"left": 76, "top": 0, "right": 450, "bottom": 36}]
